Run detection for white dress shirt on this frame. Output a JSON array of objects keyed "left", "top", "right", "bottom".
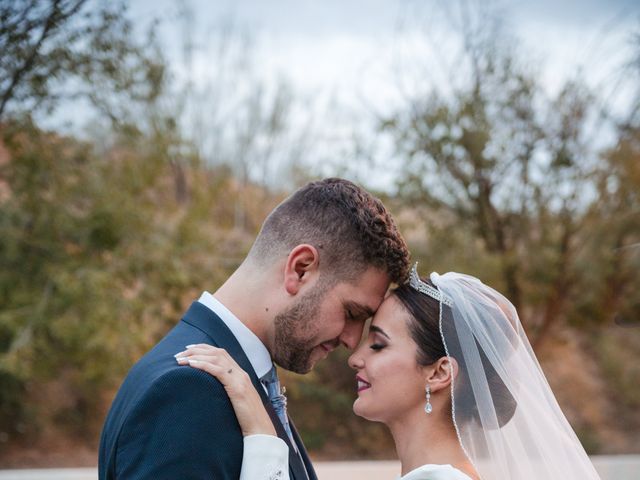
[
  {"left": 198, "top": 291, "right": 272, "bottom": 379},
  {"left": 197, "top": 292, "right": 291, "bottom": 480}
]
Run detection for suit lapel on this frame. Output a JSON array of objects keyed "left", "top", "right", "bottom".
[{"left": 181, "top": 302, "right": 311, "bottom": 480}]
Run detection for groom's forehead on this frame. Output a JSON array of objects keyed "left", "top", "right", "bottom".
[
  {"left": 342, "top": 300, "right": 376, "bottom": 320},
  {"left": 328, "top": 267, "right": 390, "bottom": 312}
]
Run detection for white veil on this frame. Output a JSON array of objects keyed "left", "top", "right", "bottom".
[{"left": 423, "top": 271, "right": 601, "bottom": 479}]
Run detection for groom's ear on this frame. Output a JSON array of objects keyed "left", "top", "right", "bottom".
[
  {"left": 284, "top": 244, "right": 320, "bottom": 296},
  {"left": 425, "top": 357, "right": 458, "bottom": 394}
]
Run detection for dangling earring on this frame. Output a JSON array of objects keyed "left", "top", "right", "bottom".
[{"left": 424, "top": 384, "right": 432, "bottom": 414}]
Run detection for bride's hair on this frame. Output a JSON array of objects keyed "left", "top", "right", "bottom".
[{"left": 394, "top": 277, "right": 517, "bottom": 428}]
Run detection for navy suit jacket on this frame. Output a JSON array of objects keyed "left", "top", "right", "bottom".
[{"left": 99, "top": 302, "right": 317, "bottom": 480}]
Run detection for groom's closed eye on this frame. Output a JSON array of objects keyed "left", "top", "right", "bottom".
[{"left": 344, "top": 302, "right": 375, "bottom": 322}]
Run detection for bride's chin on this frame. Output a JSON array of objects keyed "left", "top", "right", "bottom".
[{"left": 352, "top": 400, "right": 376, "bottom": 422}]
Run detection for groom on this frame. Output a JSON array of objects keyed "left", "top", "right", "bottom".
[{"left": 98, "top": 178, "right": 410, "bottom": 479}]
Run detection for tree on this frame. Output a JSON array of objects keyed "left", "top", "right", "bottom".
[
  {"left": 168, "top": 8, "right": 307, "bottom": 226},
  {"left": 0, "top": 2, "right": 299, "bottom": 453},
  {"left": 0, "top": 116, "right": 266, "bottom": 449},
  {"left": 381, "top": 4, "right": 607, "bottom": 348},
  {"left": 0, "top": 0, "right": 170, "bottom": 449},
  {"left": 0, "top": 0, "right": 164, "bottom": 122}
]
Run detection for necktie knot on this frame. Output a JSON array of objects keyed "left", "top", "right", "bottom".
[
  {"left": 260, "top": 365, "right": 278, "bottom": 386},
  {"left": 262, "top": 368, "right": 287, "bottom": 408}
]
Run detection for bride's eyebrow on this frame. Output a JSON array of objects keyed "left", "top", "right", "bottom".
[{"left": 370, "top": 325, "right": 390, "bottom": 340}]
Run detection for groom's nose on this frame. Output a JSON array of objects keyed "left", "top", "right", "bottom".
[{"left": 339, "top": 320, "right": 366, "bottom": 350}]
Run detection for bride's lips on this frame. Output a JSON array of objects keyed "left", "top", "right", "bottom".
[{"left": 356, "top": 375, "right": 371, "bottom": 393}]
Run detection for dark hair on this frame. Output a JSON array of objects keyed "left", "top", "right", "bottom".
[
  {"left": 394, "top": 277, "right": 517, "bottom": 428},
  {"left": 248, "top": 178, "right": 410, "bottom": 284}
]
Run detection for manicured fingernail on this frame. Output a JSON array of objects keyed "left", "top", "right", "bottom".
[
  {"left": 176, "top": 357, "right": 188, "bottom": 364},
  {"left": 185, "top": 344, "right": 196, "bottom": 348},
  {"left": 174, "top": 352, "right": 184, "bottom": 358}
]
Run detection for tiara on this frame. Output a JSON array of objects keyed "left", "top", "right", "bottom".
[{"left": 408, "top": 263, "right": 453, "bottom": 307}]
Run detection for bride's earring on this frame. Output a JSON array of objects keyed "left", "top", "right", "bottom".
[{"left": 424, "top": 384, "right": 432, "bottom": 414}]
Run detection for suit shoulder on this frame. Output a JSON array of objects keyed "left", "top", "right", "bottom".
[
  {"left": 118, "top": 365, "right": 238, "bottom": 443},
  {"left": 109, "top": 363, "right": 230, "bottom": 436},
  {"left": 113, "top": 366, "right": 244, "bottom": 479},
  {"left": 143, "top": 364, "right": 228, "bottom": 401}
]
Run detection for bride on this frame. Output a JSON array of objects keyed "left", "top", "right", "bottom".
[{"left": 175, "top": 265, "right": 601, "bottom": 479}]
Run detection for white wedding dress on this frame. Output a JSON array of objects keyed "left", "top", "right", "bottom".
[
  {"left": 399, "top": 464, "right": 473, "bottom": 479},
  {"left": 239, "top": 435, "right": 472, "bottom": 480}
]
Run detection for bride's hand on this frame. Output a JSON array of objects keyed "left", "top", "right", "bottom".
[{"left": 174, "top": 344, "right": 276, "bottom": 437}]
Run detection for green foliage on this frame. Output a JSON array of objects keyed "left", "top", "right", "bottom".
[
  {"left": 596, "top": 328, "right": 640, "bottom": 410},
  {"left": 0, "top": 4, "right": 216, "bottom": 448},
  {"left": 0, "top": 116, "right": 260, "bottom": 445}
]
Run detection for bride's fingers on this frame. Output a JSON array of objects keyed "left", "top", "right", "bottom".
[
  {"left": 215, "top": 349, "right": 242, "bottom": 368},
  {"left": 176, "top": 354, "right": 241, "bottom": 378},
  {"left": 184, "top": 358, "right": 227, "bottom": 379},
  {"left": 174, "top": 344, "right": 221, "bottom": 358},
  {"left": 177, "top": 348, "right": 243, "bottom": 372},
  {"left": 184, "top": 343, "right": 219, "bottom": 350},
  {"left": 176, "top": 353, "right": 221, "bottom": 367}
]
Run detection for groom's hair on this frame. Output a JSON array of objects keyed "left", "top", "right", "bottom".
[{"left": 247, "top": 178, "right": 410, "bottom": 285}]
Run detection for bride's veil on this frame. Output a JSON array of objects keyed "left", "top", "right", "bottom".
[{"left": 428, "top": 271, "right": 601, "bottom": 479}]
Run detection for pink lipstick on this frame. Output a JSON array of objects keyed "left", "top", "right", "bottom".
[{"left": 356, "top": 375, "right": 371, "bottom": 392}]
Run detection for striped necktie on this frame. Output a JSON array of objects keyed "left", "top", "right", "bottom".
[{"left": 261, "top": 365, "right": 295, "bottom": 447}]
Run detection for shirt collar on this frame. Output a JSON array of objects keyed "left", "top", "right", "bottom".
[{"left": 198, "top": 291, "right": 272, "bottom": 379}]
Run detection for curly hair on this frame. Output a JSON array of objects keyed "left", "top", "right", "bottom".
[{"left": 247, "top": 178, "right": 410, "bottom": 284}]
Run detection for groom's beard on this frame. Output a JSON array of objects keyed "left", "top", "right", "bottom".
[{"left": 273, "top": 287, "right": 326, "bottom": 374}]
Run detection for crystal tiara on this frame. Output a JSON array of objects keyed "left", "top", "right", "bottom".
[{"left": 408, "top": 263, "right": 454, "bottom": 307}]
